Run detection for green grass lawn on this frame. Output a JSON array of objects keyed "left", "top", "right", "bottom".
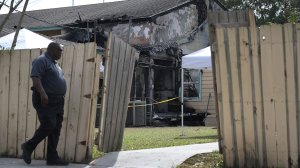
[
  {"left": 122, "top": 126, "right": 218, "bottom": 150},
  {"left": 93, "top": 126, "right": 218, "bottom": 159},
  {"left": 93, "top": 126, "right": 222, "bottom": 165}
]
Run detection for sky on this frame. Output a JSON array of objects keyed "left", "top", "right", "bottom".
[{"left": 0, "top": 0, "right": 124, "bottom": 14}]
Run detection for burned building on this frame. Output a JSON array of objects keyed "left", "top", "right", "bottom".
[{"left": 0, "top": 0, "right": 225, "bottom": 126}]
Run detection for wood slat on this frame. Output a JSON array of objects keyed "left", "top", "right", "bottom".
[
  {"left": 26, "top": 49, "right": 39, "bottom": 159},
  {"left": 17, "top": 50, "right": 31, "bottom": 157},
  {"left": 228, "top": 11, "right": 237, "bottom": 24},
  {"left": 216, "top": 27, "right": 235, "bottom": 167},
  {"left": 227, "top": 27, "right": 245, "bottom": 167},
  {"left": 107, "top": 39, "right": 126, "bottom": 151},
  {"left": 271, "top": 24, "right": 288, "bottom": 167},
  {"left": 112, "top": 44, "right": 133, "bottom": 151},
  {"left": 7, "top": 50, "right": 20, "bottom": 156},
  {"left": 0, "top": 50, "right": 10, "bottom": 156},
  {"left": 218, "top": 11, "right": 229, "bottom": 24},
  {"left": 109, "top": 39, "right": 127, "bottom": 151},
  {"left": 99, "top": 34, "right": 114, "bottom": 151},
  {"left": 239, "top": 27, "right": 256, "bottom": 167},
  {"left": 102, "top": 36, "right": 121, "bottom": 152},
  {"left": 117, "top": 50, "right": 138, "bottom": 150},
  {"left": 237, "top": 10, "right": 247, "bottom": 24},
  {"left": 57, "top": 45, "right": 75, "bottom": 158},
  {"left": 248, "top": 11, "right": 265, "bottom": 167},
  {"left": 260, "top": 25, "right": 277, "bottom": 167},
  {"left": 212, "top": 25, "right": 224, "bottom": 155},
  {"left": 283, "top": 23, "right": 298, "bottom": 167},
  {"left": 87, "top": 53, "right": 101, "bottom": 160},
  {"left": 296, "top": 24, "right": 300, "bottom": 167},
  {"left": 65, "top": 43, "right": 85, "bottom": 161},
  {"left": 75, "top": 43, "right": 96, "bottom": 162}
]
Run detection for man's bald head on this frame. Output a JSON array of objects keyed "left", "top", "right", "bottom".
[{"left": 47, "top": 42, "right": 63, "bottom": 60}]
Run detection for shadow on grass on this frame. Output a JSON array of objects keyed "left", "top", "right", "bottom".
[{"left": 174, "top": 135, "right": 218, "bottom": 140}]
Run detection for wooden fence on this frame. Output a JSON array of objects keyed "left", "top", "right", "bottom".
[
  {"left": 209, "top": 10, "right": 300, "bottom": 167},
  {"left": 0, "top": 42, "right": 100, "bottom": 162},
  {"left": 98, "top": 34, "right": 139, "bottom": 153}
]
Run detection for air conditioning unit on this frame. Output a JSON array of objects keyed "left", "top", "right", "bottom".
[{"left": 126, "top": 101, "right": 146, "bottom": 126}]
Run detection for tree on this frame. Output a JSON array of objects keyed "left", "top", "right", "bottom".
[
  {"left": 11, "top": 0, "right": 29, "bottom": 50},
  {"left": 219, "top": 0, "right": 299, "bottom": 25},
  {"left": 0, "top": 0, "right": 24, "bottom": 33},
  {"left": 0, "top": 0, "right": 29, "bottom": 50}
]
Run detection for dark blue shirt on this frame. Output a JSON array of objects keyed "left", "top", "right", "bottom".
[{"left": 31, "top": 53, "right": 67, "bottom": 96}]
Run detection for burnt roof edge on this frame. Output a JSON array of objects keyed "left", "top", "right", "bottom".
[{"left": 83, "top": 0, "right": 195, "bottom": 24}]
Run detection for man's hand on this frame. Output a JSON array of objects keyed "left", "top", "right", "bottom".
[
  {"left": 32, "top": 77, "right": 48, "bottom": 106},
  {"left": 40, "top": 93, "right": 48, "bottom": 107}
]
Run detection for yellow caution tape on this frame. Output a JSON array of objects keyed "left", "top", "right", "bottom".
[{"left": 128, "top": 97, "right": 179, "bottom": 108}]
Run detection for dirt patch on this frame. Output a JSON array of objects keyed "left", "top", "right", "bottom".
[{"left": 177, "top": 151, "right": 223, "bottom": 168}]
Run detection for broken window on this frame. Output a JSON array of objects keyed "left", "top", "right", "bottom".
[{"left": 183, "top": 69, "right": 203, "bottom": 100}]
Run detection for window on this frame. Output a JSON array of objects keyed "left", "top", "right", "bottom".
[{"left": 183, "top": 69, "right": 203, "bottom": 100}]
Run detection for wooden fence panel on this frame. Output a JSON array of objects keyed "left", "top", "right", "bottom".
[
  {"left": 64, "top": 43, "right": 85, "bottom": 161},
  {"left": 87, "top": 52, "right": 101, "bottom": 160},
  {"left": 98, "top": 34, "right": 139, "bottom": 153},
  {"left": 209, "top": 10, "right": 300, "bottom": 167},
  {"left": 98, "top": 35, "right": 114, "bottom": 153},
  {"left": 117, "top": 50, "right": 138, "bottom": 150},
  {"left": 272, "top": 24, "right": 288, "bottom": 167},
  {"left": 57, "top": 45, "right": 74, "bottom": 158},
  {"left": 215, "top": 27, "right": 235, "bottom": 167},
  {"left": 17, "top": 50, "right": 31, "bottom": 158},
  {"left": 7, "top": 50, "right": 20, "bottom": 156},
  {"left": 284, "top": 23, "right": 298, "bottom": 167},
  {"left": 103, "top": 36, "right": 121, "bottom": 153},
  {"left": 248, "top": 11, "right": 265, "bottom": 167},
  {"left": 112, "top": 44, "right": 132, "bottom": 151},
  {"left": 108, "top": 39, "right": 126, "bottom": 151},
  {"left": 297, "top": 24, "right": 300, "bottom": 168},
  {"left": 239, "top": 27, "right": 256, "bottom": 167},
  {"left": 0, "top": 42, "right": 99, "bottom": 163},
  {"left": 227, "top": 27, "right": 244, "bottom": 168},
  {"left": 75, "top": 43, "right": 97, "bottom": 161},
  {"left": 260, "top": 25, "right": 278, "bottom": 167},
  {"left": 0, "top": 51, "right": 10, "bottom": 155}
]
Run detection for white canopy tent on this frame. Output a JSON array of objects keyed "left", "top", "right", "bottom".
[
  {"left": 180, "top": 46, "right": 212, "bottom": 135},
  {"left": 0, "top": 28, "right": 53, "bottom": 49},
  {"left": 182, "top": 46, "right": 212, "bottom": 69}
]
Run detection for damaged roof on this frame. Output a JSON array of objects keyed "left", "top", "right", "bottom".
[{"left": 0, "top": 0, "right": 196, "bottom": 33}]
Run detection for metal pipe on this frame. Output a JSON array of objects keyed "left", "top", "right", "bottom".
[
  {"left": 181, "top": 68, "right": 184, "bottom": 136},
  {"left": 133, "top": 70, "right": 136, "bottom": 126}
]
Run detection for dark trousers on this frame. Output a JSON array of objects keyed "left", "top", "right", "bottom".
[{"left": 25, "top": 92, "right": 65, "bottom": 161}]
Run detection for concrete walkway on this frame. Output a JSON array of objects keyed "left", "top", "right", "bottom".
[
  {"left": 0, "top": 158, "right": 86, "bottom": 168},
  {"left": 0, "top": 142, "right": 218, "bottom": 168}
]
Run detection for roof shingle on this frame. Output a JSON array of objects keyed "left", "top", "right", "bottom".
[{"left": 0, "top": 0, "right": 192, "bottom": 31}]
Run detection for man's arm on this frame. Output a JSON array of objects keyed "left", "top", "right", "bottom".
[{"left": 32, "top": 77, "right": 48, "bottom": 106}]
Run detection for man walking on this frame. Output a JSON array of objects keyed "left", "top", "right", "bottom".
[{"left": 21, "top": 42, "right": 69, "bottom": 166}]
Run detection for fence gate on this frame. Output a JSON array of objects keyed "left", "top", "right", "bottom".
[
  {"left": 0, "top": 42, "right": 100, "bottom": 163},
  {"left": 209, "top": 10, "right": 300, "bottom": 168},
  {"left": 98, "top": 34, "right": 139, "bottom": 153}
]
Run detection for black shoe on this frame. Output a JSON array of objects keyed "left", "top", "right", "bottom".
[
  {"left": 21, "top": 143, "right": 32, "bottom": 164},
  {"left": 46, "top": 158, "right": 69, "bottom": 166}
]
